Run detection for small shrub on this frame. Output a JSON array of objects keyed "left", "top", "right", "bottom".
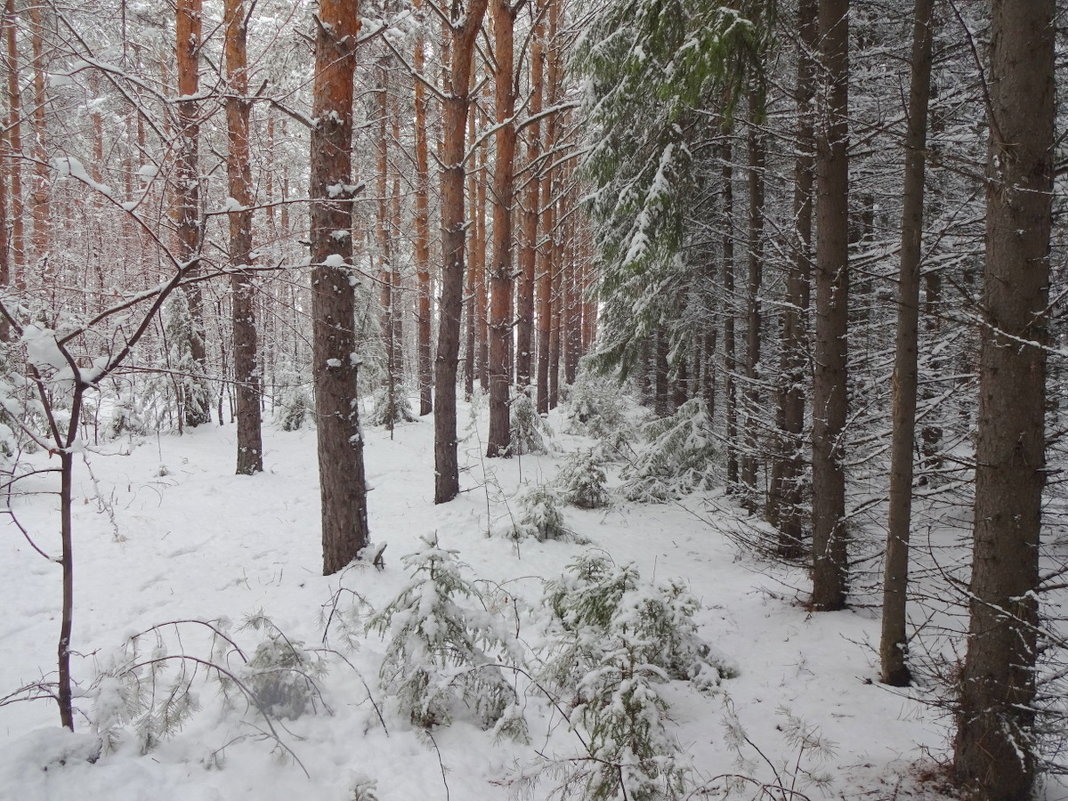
[
  {"left": 512, "top": 484, "right": 572, "bottom": 541},
  {"left": 557, "top": 449, "right": 610, "bottom": 509},
  {"left": 276, "top": 377, "right": 312, "bottom": 431},
  {"left": 621, "top": 398, "right": 716, "bottom": 502},
  {"left": 239, "top": 624, "right": 327, "bottom": 720},
  {"left": 510, "top": 389, "right": 551, "bottom": 455},
  {"left": 368, "top": 384, "right": 416, "bottom": 428},
  {"left": 565, "top": 372, "right": 633, "bottom": 451},
  {"left": 538, "top": 555, "right": 733, "bottom": 801},
  {"left": 367, "top": 534, "right": 525, "bottom": 735}
]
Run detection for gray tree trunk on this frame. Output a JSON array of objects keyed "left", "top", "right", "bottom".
[
  {"left": 879, "top": 0, "right": 934, "bottom": 687},
  {"left": 953, "top": 1, "right": 1054, "bottom": 797}
]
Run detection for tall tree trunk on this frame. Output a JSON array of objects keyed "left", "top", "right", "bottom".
[
  {"left": 29, "top": 1, "right": 48, "bottom": 279},
  {"left": 953, "top": 1, "right": 1053, "bottom": 796},
  {"left": 309, "top": 0, "right": 370, "bottom": 572},
  {"left": 768, "top": 0, "right": 816, "bottom": 557},
  {"left": 375, "top": 56, "right": 399, "bottom": 429},
  {"left": 5, "top": 0, "right": 23, "bottom": 289},
  {"left": 740, "top": 91, "right": 765, "bottom": 513},
  {"left": 486, "top": 0, "right": 518, "bottom": 457},
  {"left": 516, "top": 10, "right": 544, "bottom": 389},
  {"left": 413, "top": 0, "right": 433, "bottom": 415},
  {"left": 721, "top": 134, "right": 738, "bottom": 490},
  {"left": 536, "top": 153, "right": 554, "bottom": 414},
  {"left": 225, "top": 0, "right": 263, "bottom": 476},
  {"left": 810, "top": 0, "right": 849, "bottom": 611},
  {"left": 434, "top": 0, "right": 490, "bottom": 504},
  {"left": 474, "top": 110, "right": 489, "bottom": 392},
  {"left": 176, "top": 0, "right": 210, "bottom": 427},
  {"left": 879, "top": 0, "right": 933, "bottom": 688}
]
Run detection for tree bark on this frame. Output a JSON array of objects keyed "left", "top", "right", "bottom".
[
  {"left": 309, "top": 0, "right": 370, "bottom": 572},
  {"left": 740, "top": 91, "right": 765, "bottom": 513},
  {"left": 516, "top": 11, "right": 544, "bottom": 390},
  {"left": 225, "top": 0, "right": 263, "bottom": 476},
  {"left": 5, "top": 0, "right": 23, "bottom": 288},
  {"left": 810, "top": 0, "right": 849, "bottom": 611},
  {"left": 768, "top": 0, "right": 816, "bottom": 557},
  {"left": 953, "top": 1, "right": 1053, "bottom": 797},
  {"left": 434, "top": 0, "right": 490, "bottom": 503},
  {"left": 486, "top": 0, "right": 518, "bottom": 457},
  {"left": 176, "top": 0, "right": 210, "bottom": 428},
  {"left": 721, "top": 134, "right": 738, "bottom": 491},
  {"left": 413, "top": 0, "right": 433, "bottom": 415},
  {"left": 879, "top": 0, "right": 933, "bottom": 688}
]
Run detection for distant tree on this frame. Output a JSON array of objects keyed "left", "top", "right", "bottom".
[
  {"left": 434, "top": 0, "right": 490, "bottom": 504},
  {"left": 879, "top": 0, "right": 934, "bottom": 688},
  {"left": 224, "top": 0, "right": 264, "bottom": 475}
]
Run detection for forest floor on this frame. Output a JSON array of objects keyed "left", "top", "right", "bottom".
[{"left": 0, "top": 394, "right": 1030, "bottom": 801}]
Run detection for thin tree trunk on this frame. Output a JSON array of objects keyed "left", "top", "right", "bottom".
[
  {"left": 486, "top": 0, "right": 518, "bottom": 457},
  {"left": 768, "top": 0, "right": 816, "bottom": 557},
  {"left": 810, "top": 0, "right": 849, "bottom": 611},
  {"left": 375, "top": 56, "right": 399, "bottom": 429},
  {"left": 309, "top": 0, "right": 370, "bottom": 572},
  {"left": 953, "top": 1, "right": 1053, "bottom": 796},
  {"left": 740, "top": 91, "right": 765, "bottom": 513},
  {"left": 722, "top": 134, "right": 738, "bottom": 490},
  {"left": 29, "top": 1, "right": 48, "bottom": 278},
  {"left": 413, "top": 0, "right": 433, "bottom": 415},
  {"left": 225, "top": 0, "right": 263, "bottom": 476},
  {"left": 176, "top": 0, "right": 210, "bottom": 428},
  {"left": 5, "top": 0, "right": 23, "bottom": 288},
  {"left": 879, "top": 0, "right": 933, "bottom": 688},
  {"left": 516, "top": 11, "right": 544, "bottom": 389},
  {"left": 434, "top": 0, "right": 490, "bottom": 504}
]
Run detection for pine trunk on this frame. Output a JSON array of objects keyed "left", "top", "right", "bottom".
[
  {"left": 953, "top": 1, "right": 1053, "bottom": 797},
  {"left": 810, "top": 0, "right": 849, "bottom": 611},
  {"left": 413, "top": 0, "right": 433, "bottom": 415},
  {"left": 879, "top": 0, "right": 933, "bottom": 688},
  {"left": 309, "top": 0, "right": 370, "bottom": 573},
  {"left": 486, "top": 0, "right": 518, "bottom": 458},
  {"left": 434, "top": 0, "right": 490, "bottom": 504},
  {"left": 225, "top": 0, "right": 263, "bottom": 476}
]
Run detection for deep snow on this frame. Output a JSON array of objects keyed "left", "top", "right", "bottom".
[{"left": 0, "top": 398, "right": 974, "bottom": 800}]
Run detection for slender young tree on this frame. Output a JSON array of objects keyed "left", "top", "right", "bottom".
[
  {"left": 878, "top": 0, "right": 934, "bottom": 688},
  {"left": 953, "top": 1, "right": 1054, "bottom": 796},
  {"left": 810, "top": 0, "right": 849, "bottom": 611},
  {"left": 4, "top": 0, "right": 23, "bottom": 288},
  {"left": 175, "top": 0, "right": 210, "bottom": 428},
  {"left": 767, "top": 0, "right": 816, "bottom": 557},
  {"left": 224, "top": 0, "right": 263, "bottom": 475},
  {"left": 413, "top": 0, "right": 433, "bottom": 416},
  {"left": 486, "top": 0, "right": 519, "bottom": 457},
  {"left": 516, "top": 8, "right": 544, "bottom": 390},
  {"left": 309, "top": 0, "right": 370, "bottom": 573},
  {"left": 434, "top": 0, "right": 490, "bottom": 503}
]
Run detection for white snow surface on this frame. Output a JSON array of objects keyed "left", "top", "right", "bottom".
[{"left": 0, "top": 399, "right": 964, "bottom": 801}]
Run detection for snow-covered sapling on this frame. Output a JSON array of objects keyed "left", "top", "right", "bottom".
[
  {"left": 621, "top": 398, "right": 717, "bottom": 502},
  {"left": 367, "top": 534, "right": 525, "bottom": 736},
  {"left": 557, "top": 449, "right": 610, "bottom": 509},
  {"left": 510, "top": 389, "right": 552, "bottom": 455},
  {"left": 512, "top": 484, "right": 573, "bottom": 541}
]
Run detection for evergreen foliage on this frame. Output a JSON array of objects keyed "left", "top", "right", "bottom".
[
  {"left": 576, "top": 0, "right": 773, "bottom": 375},
  {"left": 162, "top": 291, "right": 212, "bottom": 428},
  {"left": 621, "top": 398, "right": 717, "bottom": 502},
  {"left": 510, "top": 389, "right": 552, "bottom": 455},
  {"left": 557, "top": 449, "right": 610, "bottom": 509},
  {"left": 512, "top": 484, "right": 573, "bottom": 541},
  {"left": 367, "top": 534, "right": 525, "bottom": 735},
  {"left": 538, "top": 554, "right": 733, "bottom": 800}
]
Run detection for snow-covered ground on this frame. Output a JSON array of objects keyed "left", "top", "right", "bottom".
[{"left": 0, "top": 398, "right": 966, "bottom": 800}]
